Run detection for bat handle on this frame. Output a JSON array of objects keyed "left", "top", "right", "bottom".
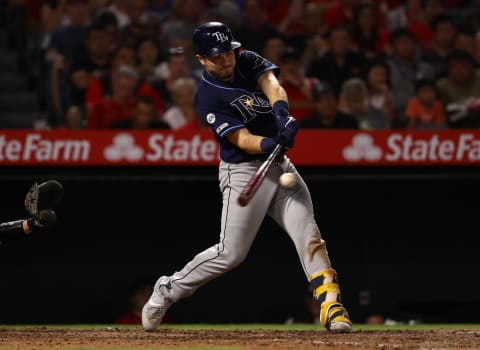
[
  {"left": 237, "top": 143, "right": 283, "bottom": 207},
  {"left": 237, "top": 194, "right": 248, "bottom": 207}
]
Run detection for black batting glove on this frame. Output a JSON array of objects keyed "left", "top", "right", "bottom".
[
  {"left": 273, "top": 100, "right": 292, "bottom": 132},
  {"left": 277, "top": 116, "right": 298, "bottom": 149},
  {"left": 277, "top": 128, "right": 296, "bottom": 149},
  {"left": 272, "top": 100, "right": 298, "bottom": 149}
]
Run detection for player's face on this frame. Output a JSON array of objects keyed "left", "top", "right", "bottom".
[{"left": 197, "top": 50, "right": 236, "bottom": 82}]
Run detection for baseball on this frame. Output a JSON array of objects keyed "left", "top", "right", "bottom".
[{"left": 279, "top": 173, "right": 297, "bottom": 188}]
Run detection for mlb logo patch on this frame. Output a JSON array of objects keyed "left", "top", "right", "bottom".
[{"left": 207, "top": 113, "right": 216, "bottom": 124}]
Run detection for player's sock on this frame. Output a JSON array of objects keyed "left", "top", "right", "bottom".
[{"left": 310, "top": 269, "right": 352, "bottom": 332}]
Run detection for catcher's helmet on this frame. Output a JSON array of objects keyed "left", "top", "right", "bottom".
[{"left": 193, "top": 21, "right": 241, "bottom": 57}]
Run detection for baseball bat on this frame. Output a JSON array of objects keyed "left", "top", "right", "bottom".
[{"left": 237, "top": 143, "right": 283, "bottom": 207}]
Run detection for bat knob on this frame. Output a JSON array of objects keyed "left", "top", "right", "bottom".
[{"left": 237, "top": 195, "right": 248, "bottom": 207}]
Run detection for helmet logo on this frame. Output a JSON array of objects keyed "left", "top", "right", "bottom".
[{"left": 212, "top": 32, "right": 229, "bottom": 43}]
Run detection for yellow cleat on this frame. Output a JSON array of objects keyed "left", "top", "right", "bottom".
[{"left": 320, "top": 301, "right": 353, "bottom": 333}]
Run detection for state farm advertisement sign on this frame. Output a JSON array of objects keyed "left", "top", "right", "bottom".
[
  {"left": 292, "top": 130, "right": 480, "bottom": 165},
  {"left": 0, "top": 129, "right": 479, "bottom": 166},
  {"left": 0, "top": 130, "right": 219, "bottom": 166}
]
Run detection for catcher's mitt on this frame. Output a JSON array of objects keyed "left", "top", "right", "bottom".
[{"left": 24, "top": 180, "right": 63, "bottom": 217}]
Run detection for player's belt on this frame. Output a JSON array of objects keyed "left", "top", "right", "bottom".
[{"left": 250, "top": 153, "right": 284, "bottom": 163}]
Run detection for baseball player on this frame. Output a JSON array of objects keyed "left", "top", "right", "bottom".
[
  {"left": 0, "top": 180, "right": 62, "bottom": 245},
  {"left": 142, "top": 21, "right": 352, "bottom": 333}
]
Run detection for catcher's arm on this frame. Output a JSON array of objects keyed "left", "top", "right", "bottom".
[
  {"left": 0, "top": 179, "right": 63, "bottom": 245},
  {"left": 0, "top": 210, "right": 57, "bottom": 244}
]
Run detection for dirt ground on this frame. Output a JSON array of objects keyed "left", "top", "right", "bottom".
[{"left": 1, "top": 327, "right": 480, "bottom": 350}]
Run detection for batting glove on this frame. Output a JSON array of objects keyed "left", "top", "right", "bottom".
[
  {"left": 273, "top": 100, "right": 294, "bottom": 132},
  {"left": 277, "top": 120, "right": 298, "bottom": 149}
]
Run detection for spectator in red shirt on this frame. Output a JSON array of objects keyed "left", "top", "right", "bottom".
[
  {"left": 386, "top": 0, "right": 445, "bottom": 51},
  {"left": 258, "top": 0, "right": 290, "bottom": 28},
  {"left": 111, "top": 95, "right": 170, "bottom": 129},
  {"left": 323, "top": 0, "right": 360, "bottom": 31},
  {"left": 323, "top": 0, "right": 356, "bottom": 24},
  {"left": 85, "top": 42, "right": 166, "bottom": 117},
  {"left": 87, "top": 65, "right": 138, "bottom": 129},
  {"left": 278, "top": 47, "right": 316, "bottom": 122},
  {"left": 260, "top": 0, "right": 303, "bottom": 35},
  {"left": 415, "top": 0, "right": 446, "bottom": 50}
]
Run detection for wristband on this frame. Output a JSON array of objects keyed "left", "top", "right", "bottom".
[
  {"left": 260, "top": 137, "right": 277, "bottom": 153},
  {"left": 273, "top": 100, "right": 289, "bottom": 115}
]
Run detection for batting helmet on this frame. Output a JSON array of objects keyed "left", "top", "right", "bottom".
[{"left": 193, "top": 21, "right": 241, "bottom": 57}]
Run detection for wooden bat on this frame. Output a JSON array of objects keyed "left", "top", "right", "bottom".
[{"left": 237, "top": 143, "right": 283, "bottom": 207}]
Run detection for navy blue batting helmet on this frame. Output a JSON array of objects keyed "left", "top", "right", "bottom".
[{"left": 193, "top": 21, "right": 241, "bottom": 57}]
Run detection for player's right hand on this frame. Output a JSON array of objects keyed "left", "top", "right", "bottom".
[{"left": 273, "top": 100, "right": 293, "bottom": 132}]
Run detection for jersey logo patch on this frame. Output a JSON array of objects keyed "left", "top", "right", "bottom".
[
  {"left": 231, "top": 93, "right": 272, "bottom": 123},
  {"left": 216, "top": 122, "right": 229, "bottom": 134},
  {"left": 206, "top": 113, "right": 216, "bottom": 124}
]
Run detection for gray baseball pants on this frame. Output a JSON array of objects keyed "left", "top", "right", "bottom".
[{"left": 158, "top": 156, "right": 334, "bottom": 302}]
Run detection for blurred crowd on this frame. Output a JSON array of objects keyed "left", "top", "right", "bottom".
[{"left": 3, "top": 0, "right": 480, "bottom": 131}]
